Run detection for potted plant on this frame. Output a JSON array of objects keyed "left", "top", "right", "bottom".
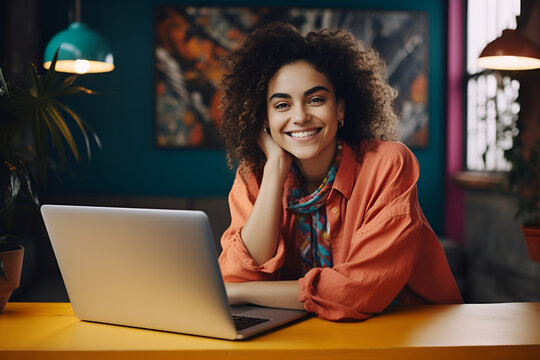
[
  {"left": 0, "top": 51, "right": 101, "bottom": 313},
  {"left": 504, "top": 107, "right": 540, "bottom": 262}
]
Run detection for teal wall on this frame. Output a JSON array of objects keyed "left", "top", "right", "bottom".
[{"left": 44, "top": 0, "right": 447, "bottom": 234}]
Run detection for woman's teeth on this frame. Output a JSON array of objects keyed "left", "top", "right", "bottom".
[{"left": 289, "top": 129, "right": 320, "bottom": 138}]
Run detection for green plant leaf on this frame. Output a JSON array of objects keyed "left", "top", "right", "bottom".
[
  {"left": 29, "top": 63, "right": 42, "bottom": 96},
  {"left": 8, "top": 167, "right": 21, "bottom": 205},
  {"left": 31, "top": 107, "right": 49, "bottom": 185},
  {"left": 43, "top": 103, "right": 80, "bottom": 162},
  {"left": 52, "top": 99, "right": 102, "bottom": 158},
  {"left": 0, "top": 67, "right": 9, "bottom": 98},
  {"left": 51, "top": 75, "right": 78, "bottom": 94},
  {"left": 17, "top": 158, "right": 38, "bottom": 206},
  {"left": 2, "top": 157, "right": 38, "bottom": 209},
  {"left": 42, "top": 48, "right": 60, "bottom": 93},
  {"left": 48, "top": 119, "right": 67, "bottom": 164},
  {"left": 48, "top": 85, "right": 97, "bottom": 98},
  {"left": 1, "top": 159, "right": 22, "bottom": 209}
]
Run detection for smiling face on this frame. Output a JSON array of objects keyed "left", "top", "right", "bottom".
[{"left": 266, "top": 60, "right": 344, "bottom": 179}]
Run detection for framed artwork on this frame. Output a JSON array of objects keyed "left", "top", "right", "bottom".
[{"left": 155, "top": 6, "right": 429, "bottom": 148}]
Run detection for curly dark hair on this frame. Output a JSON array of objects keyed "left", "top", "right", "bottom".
[{"left": 219, "top": 22, "right": 398, "bottom": 171}]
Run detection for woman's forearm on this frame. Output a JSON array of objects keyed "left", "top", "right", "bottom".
[
  {"left": 240, "top": 158, "right": 289, "bottom": 265},
  {"left": 226, "top": 280, "right": 304, "bottom": 310}
]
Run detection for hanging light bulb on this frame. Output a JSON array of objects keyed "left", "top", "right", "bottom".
[{"left": 43, "top": 0, "right": 114, "bottom": 74}]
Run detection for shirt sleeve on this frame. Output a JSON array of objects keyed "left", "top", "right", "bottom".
[
  {"left": 218, "top": 168, "right": 286, "bottom": 282},
  {"left": 299, "top": 143, "right": 424, "bottom": 321}
]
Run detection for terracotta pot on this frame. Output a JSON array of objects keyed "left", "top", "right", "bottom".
[
  {"left": 521, "top": 225, "right": 540, "bottom": 262},
  {"left": 0, "top": 245, "right": 24, "bottom": 314}
]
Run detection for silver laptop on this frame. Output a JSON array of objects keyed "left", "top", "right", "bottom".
[{"left": 41, "top": 204, "right": 308, "bottom": 340}]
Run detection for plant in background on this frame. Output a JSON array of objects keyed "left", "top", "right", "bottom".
[
  {"left": 0, "top": 50, "right": 101, "bottom": 281},
  {"left": 503, "top": 83, "right": 540, "bottom": 262},
  {"left": 503, "top": 80, "right": 540, "bottom": 228},
  {"left": 504, "top": 139, "right": 540, "bottom": 227}
]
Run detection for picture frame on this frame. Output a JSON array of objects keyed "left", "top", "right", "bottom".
[{"left": 155, "top": 6, "right": 429, "bottom": 148}]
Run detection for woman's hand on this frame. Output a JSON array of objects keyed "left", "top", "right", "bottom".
[{"left": 258, "top": 129, "right": 292, "bottom": 183}]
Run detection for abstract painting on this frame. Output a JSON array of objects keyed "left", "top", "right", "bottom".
[{"left": 155, "top": 6, "right": 429, "bottom": 148}]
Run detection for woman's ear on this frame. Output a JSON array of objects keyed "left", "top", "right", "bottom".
[{"left": 338, "top": 99, "right": 345, "bottom": 120}]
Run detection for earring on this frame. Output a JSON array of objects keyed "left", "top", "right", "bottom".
[
  {"left": 338, "top": 118, "right": 344, "bottom": 128},
  {"left": 264, "top": 125, "right": 270, "bottom": 134}
]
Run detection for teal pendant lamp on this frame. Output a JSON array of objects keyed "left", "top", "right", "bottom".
[{"left": 43, "top": 0, "right": 114, "bottom": 74}]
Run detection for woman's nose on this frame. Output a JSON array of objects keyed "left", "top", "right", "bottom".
[{"left": 293, "top": 105, "right": 310, "bottom": 124}]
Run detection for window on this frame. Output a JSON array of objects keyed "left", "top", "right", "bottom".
[{"left": 466, "top": 0, "right": 521, "bottom": 171}]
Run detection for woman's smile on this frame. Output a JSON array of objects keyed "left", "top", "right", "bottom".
[{"left": 286, "top": 127, "right": 322, "bottom": 139}]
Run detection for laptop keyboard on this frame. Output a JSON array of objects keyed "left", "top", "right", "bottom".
[{"left": 232, "top": 314, "right": 270, "bottom": 331}]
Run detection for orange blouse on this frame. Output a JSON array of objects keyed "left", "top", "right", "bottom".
[{"left": 218, "top": 140, "right": 463, "bottom": 320}]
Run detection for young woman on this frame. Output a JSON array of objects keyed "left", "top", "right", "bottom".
[{"left": 218, "top": 22, "right": 462, "bottom": 321}]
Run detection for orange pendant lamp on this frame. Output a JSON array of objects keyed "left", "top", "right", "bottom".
[{"left": 478, "top": 29, "right": 540, "bottom": 70}]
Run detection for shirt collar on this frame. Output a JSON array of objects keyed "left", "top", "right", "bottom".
[
  {"left": 331, "top": 142, "right": 356, "bottom": 200},
  {"left": 283, "top": 141, "right": 357, "bottom": 202}
]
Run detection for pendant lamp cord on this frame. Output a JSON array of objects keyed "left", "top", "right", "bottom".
[{"left": 75, "top": 0, "right": 81, "bottom": 23}]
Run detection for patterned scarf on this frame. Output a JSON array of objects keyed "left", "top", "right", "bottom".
[{"left": 287, "top": 141, "right": 342, "bottom": 275}]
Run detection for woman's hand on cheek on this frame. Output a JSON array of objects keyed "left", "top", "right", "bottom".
[{"left": 258, "top": 129, "right": 292, "bottom": 180}]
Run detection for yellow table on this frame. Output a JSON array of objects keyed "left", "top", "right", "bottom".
[{"left": 1, "top": 302, "right": 539, "bottom": 360}]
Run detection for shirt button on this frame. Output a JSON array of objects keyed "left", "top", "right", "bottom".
[{"left": 331, "top": 208, "right": 339, "bottom": 214}]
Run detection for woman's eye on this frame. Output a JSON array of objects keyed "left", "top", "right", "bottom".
[
  {"left": 309, "top": 97, "right": 325, "bottom": 104},
  {"left": 275, "top": 103, "right": 290, "bottom": 109}
]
